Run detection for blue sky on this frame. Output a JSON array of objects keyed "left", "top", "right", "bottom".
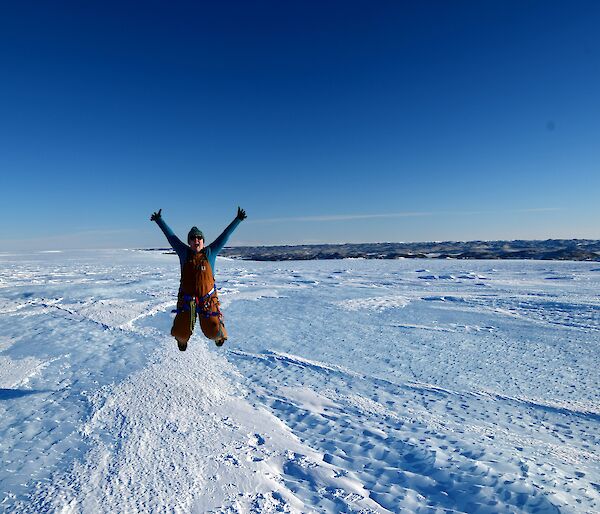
[{"left": 1, "top": 1, "right": 599, "bottom": 250}]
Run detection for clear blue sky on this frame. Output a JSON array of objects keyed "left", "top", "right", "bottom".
[{"left": 1, "top": 0, "right": 599, "bottom": 250}]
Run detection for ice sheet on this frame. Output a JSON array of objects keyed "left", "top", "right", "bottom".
[{"left": 1, "top": 250, "right": 598, "bottom": 512}]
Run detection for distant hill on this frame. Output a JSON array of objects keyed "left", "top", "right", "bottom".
[
  {"left": 217, "top": 239, "right": 600, "bottom": 261},
  {"left": 144, "top": 239, "right": 600, "bottom": 262}
]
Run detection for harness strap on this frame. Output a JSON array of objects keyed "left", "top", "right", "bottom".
[
  {"left": 171, "top": 288, "right": 220, "bottom": 317},
  {"left": 189, "top": 298, "right": 196, "bottom": 332},
  {"left": 171, "top": 294, "right": 196, "bottom": 314},
  {"left": 201, "top": 286, "right": 216, "bottom": 300},
  {"left": 198, "top": 310, "right": 221, "bottom": 318}
]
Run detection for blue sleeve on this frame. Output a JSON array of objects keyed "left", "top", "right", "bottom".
[
  {"left": 206, "top": 217, "right": 241, "bottom": 271},
  {"left": 208, "top": 217, "right": 241, "bottom": 255},
  {"left": 155, "top": 217, "right": 189, "bottom": 265}
]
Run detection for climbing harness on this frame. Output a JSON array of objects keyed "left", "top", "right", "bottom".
[{"left": 172, "top": 286, "right": 220, "bottom": 315}]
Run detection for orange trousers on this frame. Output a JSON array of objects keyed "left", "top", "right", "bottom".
[{"left": 171, "top": 296, "right": 227, "bottom": 346}]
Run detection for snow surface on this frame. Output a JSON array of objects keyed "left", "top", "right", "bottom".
[{"left": 0, "top": 249, "right": 599, "bottom": 513}]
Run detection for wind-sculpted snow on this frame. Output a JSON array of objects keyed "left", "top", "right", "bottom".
[
  {"left": 0, "top": 250, "right": 599, "bottom": 512},
  {"left": 337, "top": 295, "right": 411, "bottom": 312}
]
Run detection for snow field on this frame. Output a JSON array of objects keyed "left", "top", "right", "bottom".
[{"left": 0, "top": 250, "right": 599, "bottom": 512}]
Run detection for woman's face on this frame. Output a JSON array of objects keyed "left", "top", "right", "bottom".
[{"left": 189, "top": 236, "right": 204, "bottom": 252}]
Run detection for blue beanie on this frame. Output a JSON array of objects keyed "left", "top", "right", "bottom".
[{"left": 187, "top": 226, "right": 204, "bottom": 241}]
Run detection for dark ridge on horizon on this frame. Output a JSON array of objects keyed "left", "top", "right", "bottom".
[{"left": 141, "top": 239, "right": 600, "bottom": 262}]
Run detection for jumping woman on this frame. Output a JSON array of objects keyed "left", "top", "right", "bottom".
[{"left": 150, "top": 207, "right": 246, "bottom": 351}]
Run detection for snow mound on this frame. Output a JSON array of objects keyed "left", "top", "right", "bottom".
[{"left": 23, "top": 344, "right": 383, "bottom": 513}]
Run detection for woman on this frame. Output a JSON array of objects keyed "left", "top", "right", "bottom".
[{"left": 151, "top": 207, "right": 246, "bottom": 350}]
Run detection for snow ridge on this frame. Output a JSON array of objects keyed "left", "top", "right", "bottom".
[{"left": 19, "top": 344, "right": 384, "bottom": 513}]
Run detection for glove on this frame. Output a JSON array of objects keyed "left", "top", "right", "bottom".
[
  {"left": 237, "top": 206, "right": 247, "bottom": 221},
  {"left": 150, "top": 209, "right": 162, "bottom": 222}
]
